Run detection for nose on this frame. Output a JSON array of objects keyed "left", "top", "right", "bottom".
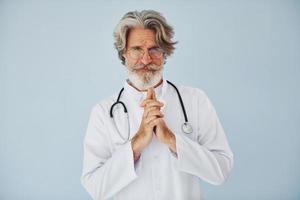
[{"left": 140, "top": 50, "right": 152, "bottom": 65}]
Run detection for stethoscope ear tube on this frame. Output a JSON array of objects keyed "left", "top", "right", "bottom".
[
  {"left": 110, "top": 87, "right": 127, "bottom": 118},
  {"left": 110, "top": 101, "right": 127, "bottom": 118}
]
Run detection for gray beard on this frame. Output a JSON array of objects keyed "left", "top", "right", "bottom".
[{"left": 126, "top": 63, "right": 164, "bottom": 90}]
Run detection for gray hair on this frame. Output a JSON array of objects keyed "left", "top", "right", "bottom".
[{"left": 113, "top": 10, "right": 177, "bottom": 65}]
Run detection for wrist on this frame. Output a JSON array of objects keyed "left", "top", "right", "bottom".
[
  {"left": 131, "top": 135, "right": 142, "bottom": 161},
  {"left": 165, "top": 130, "right": 176, "bottom": 152}
]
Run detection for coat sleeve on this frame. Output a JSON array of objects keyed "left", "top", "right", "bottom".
[
  {"left": 81, "top": 104, "right": 138, "bottom": 200},
  {"left": 173, "top": 89, "right": 234, "bottom": 185}
]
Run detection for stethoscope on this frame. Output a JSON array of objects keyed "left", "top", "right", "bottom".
[{"left": 109, "top": 80, "right": 193, "bottom": 143}]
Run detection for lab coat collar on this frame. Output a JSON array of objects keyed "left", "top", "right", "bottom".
[{"left": 123, "top": 78, "right": 168, "bottom": 102}]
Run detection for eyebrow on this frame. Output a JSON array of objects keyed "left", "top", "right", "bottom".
[{"left": 129, "top": 45, "right": 159, "bottom": 50}]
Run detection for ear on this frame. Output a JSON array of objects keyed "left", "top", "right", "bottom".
[
  {"left": 163, "top": 53, "right": 167, "bottom": 65},
  {"left": 122, "top": 51, "right": 127, "bottom": 60},
  {"left": 122, "top": 53, "right": 127, "bottom": 65}
]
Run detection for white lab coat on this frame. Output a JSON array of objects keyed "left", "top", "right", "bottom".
[{"left": 81, "top": 79, "right": 234, "bottom": 200}]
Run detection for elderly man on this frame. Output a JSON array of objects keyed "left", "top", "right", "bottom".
[{"left": 81, "top": 10, "right": 233, "bottom": 200}]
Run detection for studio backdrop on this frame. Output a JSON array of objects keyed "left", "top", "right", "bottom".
[{"left": 0, "top": 0, "right": 299, "bottom": 199}]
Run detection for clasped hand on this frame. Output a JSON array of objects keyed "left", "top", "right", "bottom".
[{"left": 131, "top": 88, "right": 176, "bottom": 161}]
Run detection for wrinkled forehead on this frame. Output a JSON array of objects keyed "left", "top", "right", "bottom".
[{"left": 126, "top": 28, "right": 157, "bottom": 48}]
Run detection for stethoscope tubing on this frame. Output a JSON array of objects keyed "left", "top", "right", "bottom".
[{"left": 109, "top": 80, "right": 193, "bottom": 143}]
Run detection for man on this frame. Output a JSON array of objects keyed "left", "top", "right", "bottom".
[{"left": 81, "top": 10, "right": 234, "bottom": 200}]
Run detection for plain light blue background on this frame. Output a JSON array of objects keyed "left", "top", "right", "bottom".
[{"left": 1, "top": 0, "right": 299, "bottom": 199}]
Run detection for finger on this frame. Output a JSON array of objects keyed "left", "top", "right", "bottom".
[
  {"left": 152, "top": 89, "right": 157, "bottom": 100},
  {"left": 145, "top": 115, "right": 160, "bottom": 124},
  {"left": 146, "top": 87, "right": 154, "bottom": 100},
  {"left": 141, "top": 99, "right": 163, "bottom": 107},
  {"left": 148, "top": 118, "right": 162, "bottom": 127},
  {"left": 140, "top": 99, "right": 151, "bottom": 107},
  {"left": 141, "top": 99, "right": 164, "bottom": 107},
  {"left": 146, "top": 88, "right": 151, "bottom": 99},
  {"left": 149, "top": 87, "right": 155, "bottom": 99},
  {"left": 143, "top": 106, "right": 158, "bottom": 118},
  {"left": 146, "top": 109, "right": 164, "bottom": 119},
  {"left": 143, "top": 107, "right": 163, "bottom": 119},
  {"left": 144, "top": 101, "right": 164, "bottom": 109}
]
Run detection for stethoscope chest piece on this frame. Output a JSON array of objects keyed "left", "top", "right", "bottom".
[
  {"left": 182, "top": 122, "right": 193, "bottom": 134},
  {"left": 111, "top": 81, "right": 194, "bottom": 142}
]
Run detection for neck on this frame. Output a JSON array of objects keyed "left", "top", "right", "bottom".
[{"left": 127, "top": 78, "right": 163, "bottom": 92}]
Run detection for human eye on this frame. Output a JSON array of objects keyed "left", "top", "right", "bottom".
[
  {"left": 149, "top": 47, "right": 163, "bottom": 58},
  {"left": 131, "top": 46, "right": 142, "bottom": 51},
  {"left": 149, "top": 47, "right": 162, "bottom": 53},
  {"left": 149, "top": 47, "right": 159, "bottom": 51},
  {"left": 128, "top": 46, "right": 143, "bottom": 59}
]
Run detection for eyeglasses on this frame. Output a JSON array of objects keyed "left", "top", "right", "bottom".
[{"left": 127, "top": 47, "right": 164, "bottom": 60}]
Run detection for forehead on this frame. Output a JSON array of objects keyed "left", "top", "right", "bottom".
[{"left": 126, "top": 28, "right": 157, "bottom": 48}]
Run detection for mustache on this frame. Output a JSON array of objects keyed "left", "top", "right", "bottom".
[{"left": 131, "top": 63, "right": 161, "bottom": 71}]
